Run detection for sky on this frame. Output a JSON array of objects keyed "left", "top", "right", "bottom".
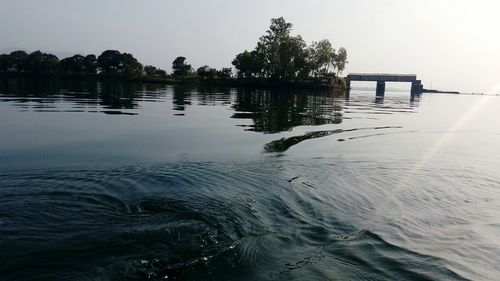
[{"left": 1, "top": 0, "right": 499, "bottom": 93}]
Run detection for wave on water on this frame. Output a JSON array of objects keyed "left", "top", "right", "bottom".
[
  {"left": 264, "top": 126, "right": 404, "bottom": 153},
  {"left": 0, "top": 160, "right": 472, "bottom": 280}
]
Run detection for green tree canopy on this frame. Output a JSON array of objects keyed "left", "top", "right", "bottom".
[
  {"left": 232, "top": 50, "right": 263, "bottom": 79},
  {"left": 217, "top": 67, "right": 232, "bottom": 79},
  {"left": 26, "top": 51, "right": 59, "bottom": 75},
  {"left": 172, "top": 56, "right": 192, "bottom": 77},
  {"left": 96, "top": 50, "right": 121, "bottom": 74},
  {"left": 256, "top": 17, "right": 294, "bottom": 79},
  {"left": 83, "top": 55, "right": 97, "bottom": 74},
  {"left": 120, "top": 53, "right": 143, "bottom": 77},
  {"left": 144, "top": 65, "right": 167, "bottom": 78},
  {"left": 232, "top": 17, "right": 348, "bottom": 82},
  {"left": 59, "top": 54, "right": 97, "bottom": 75},
  {"left": 9, "top": 51, "right": 28, "bottom": 73},
  {"left": 309, "top": 39, "right": 336, "bottom": 77},
  {"left": 156, "top": 69, "right": 167, "bottom": 78},
  {"left": 60, "top": 55, "right": 85, "bottom": 74},
  {"left": 0, "top": 54, "right": 12, "bottom": 73},
  {"left": 334, "top": 47, "right": 348, "bottom": 76},
  {"left": 144, "top": 65, "right": 157, "bottom": 76},
  {"left": 96, "top": 50, "right": 142, "bottom": 77},
  {"left": 196, "top": 65, "right": 217, "bottom": 79}
]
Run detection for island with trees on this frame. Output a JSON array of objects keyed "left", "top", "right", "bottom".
[{"left": 0, "top": 17, "right": 348, "bottom": 90}]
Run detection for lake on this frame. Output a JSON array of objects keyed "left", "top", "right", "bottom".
[{"left": 1, "top": 79, "right": 499, "bottom": 280}]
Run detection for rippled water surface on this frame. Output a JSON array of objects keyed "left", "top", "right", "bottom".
[{"left": 1, "top": 79, "right": 500, "bottom": 280}]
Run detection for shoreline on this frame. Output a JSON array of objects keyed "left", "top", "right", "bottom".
[{"left": 0, "top": 73, "right": 348, "bottom": 91}]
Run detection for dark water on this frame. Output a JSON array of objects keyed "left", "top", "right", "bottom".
[{"left": 1, "top": 79, "right": 499, "bottom": 280}]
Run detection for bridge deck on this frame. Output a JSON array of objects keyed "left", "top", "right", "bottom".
[{"left": 347, "top": 73, "right": 417, "bottom": 83}]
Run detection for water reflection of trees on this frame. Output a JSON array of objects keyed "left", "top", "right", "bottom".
[
  {"left": 1, "top": 78, "right": 346, "bottom": 132},
  {"left": 172, "top": 85, "right": 193, "bottom": 111},
  {"left": 231, "top": 88, "right": 344, "bottom": 133},
  {"left": 171, "top": 85, "right": 232, "bottom": 111},
  {"left": 195, "top": 86, "right": 232, "bottom": 107},
  {"left": 170, "top": 86, "right": 345, "bottom": 133},
  {"left": 0, "top": 78, "right": 168, "bottom": 111}
]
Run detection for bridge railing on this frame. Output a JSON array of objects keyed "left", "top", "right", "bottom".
[
  {"left": 347, "top": 73, "right": 417, "bottom": 83},
  {"left": 348, "top": 73, "right": 416, "bottom": 77}
]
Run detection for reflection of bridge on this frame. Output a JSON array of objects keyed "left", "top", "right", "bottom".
[{"left": 347, "top": 73, "right": 423, "bottom": 97}]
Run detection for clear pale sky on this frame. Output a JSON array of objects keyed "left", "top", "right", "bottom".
[{"left": 1, "top": 0, "right": 499, "bottom": 93}]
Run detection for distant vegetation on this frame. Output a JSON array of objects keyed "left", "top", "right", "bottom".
[
  {"left": 0, "top": 17, "right": 348, "bottom": 87},
  {"left": 0, "top": 50, "right": 231, "bottom": 81},
  {"left": 0, "top": 50, "right": 232, "bottom": 81}
]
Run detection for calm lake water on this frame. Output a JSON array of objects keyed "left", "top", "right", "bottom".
[{"left": 1, "top": 79, "right": 499, "bottom": 280}]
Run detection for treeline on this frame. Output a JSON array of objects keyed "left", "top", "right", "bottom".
[
  {"left": 0, "top": 17, "right": 348, "bottom": 85},
  {"left": 232, "top": 17, "right": 347, "bottom": 82},
  {"left": 0, "top": 50, "right": 232, "bottom": 80}
]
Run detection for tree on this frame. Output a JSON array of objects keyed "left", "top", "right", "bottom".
[
  {"left": 83, "top": 54, "right": 97, "bottom": 74},
  {"left": 232, "top": 50, "right": 263, "bottom": 78},
  {"left": 0, "top": 54, "right": 12, "bottom": 73},
  {"left": 60, "top": 54, "right": 97, "bottom": 75},
  {"left": 232, "top": 17, "right": 349, "bottom": 82},
  {"left": 309, "top": 39, "right": 336, "bottom": 77},
  {"left": 25, "top": 51, "right": 59, "bottom": 75},
  {"left": 96, "top": 50, "right": 142, "bottom": 77},
  {"left": 144, "top": 65, "right": 158, "bottom": 77},
  {"left": 60, "top": 55, "right": 85, "bottom": 74},
  {"left": 120, "top": 53, "right": 143, "bottom": 77},
  {"left": 97, "top": 50, "right": 122, "bottom": 74},
  {"left": 26, "top": 51, "right": 43, "bottom": 74},
  {"left": 197, "top": 65, "right": 217, "bottom": 79},
  {"left": 255, "top": 17, "right": 294, "bottom": 79},
  {"left": 277, "top": 35, "right": 309, "bottom": 80},
  {"left": 334, "top": 47, "right": 348, "bottom": 76},
  {"left": 9, "top": 50, "right": 28, "bottom": 73},
  {"left": 217, "top": 67, "right": 232, "bottom": 79},
  {"left": 172, "top": 56, "right": 192, "bottom": 77},
  {"left": 233, "top": 17, "right": 311, "bottom": 81},
  {"left": 144, "top": 65, "right": 167, "bottom": 78},
  {"left": 155, "top": 69, "right": 167, "bottom": 78}
]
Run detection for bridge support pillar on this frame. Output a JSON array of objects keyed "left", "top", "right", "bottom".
[
  {"left": 345, "top": 78, "right": 351, "bottom": 100},
  {"left": 376, "top": 81, "right": 386, "bottom": 97},
  {"left": 411, "top": 82, "right": 423, "bottom": 96}
]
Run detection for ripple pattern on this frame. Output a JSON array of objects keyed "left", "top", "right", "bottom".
[{"left": 2, "top": 158, "right": 492, "bottom": 280}]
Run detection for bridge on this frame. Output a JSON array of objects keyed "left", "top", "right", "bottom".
[{"left": 346, "top": 73, "right": 423, "bottom": 97}]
